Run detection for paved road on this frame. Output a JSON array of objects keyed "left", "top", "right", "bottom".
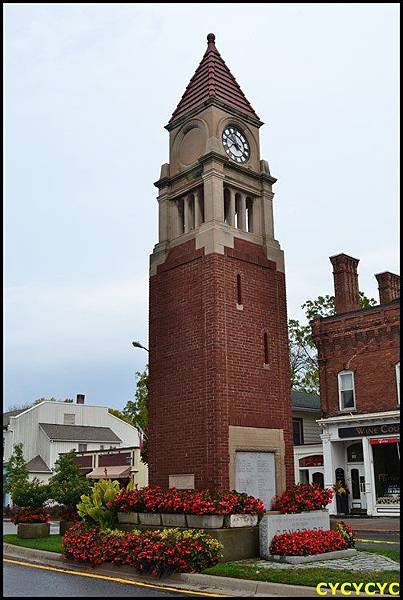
[{"left": 3, "top": 561, "right": 194, "bottom": 597}]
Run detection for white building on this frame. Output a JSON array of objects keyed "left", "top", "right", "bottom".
[
  {"left": 291, "top": 390, "right": 324, "bottom": 487},
  {"left": 3, "top": 395, "right": 148, "bottom": 494}
]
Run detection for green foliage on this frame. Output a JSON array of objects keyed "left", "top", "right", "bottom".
[
  {"left": 289, "top": 292, "right": 376, "bottom": 395},
  {"left": 4, "top": 443, "right": 49, "bottom": 508},
  {"left": 3, "top": 534, "right": 63, "bottom": 554},
  {"left": 4, "top": 443, "right": 29, "bottom": 494},
  {"left": 48, "top": 450, "right": 91, "bottom": 509},
  {"left": 108, "top": 408, "right": 135, "bottom": 427},
  {"left": 122, "top": 366, "right": 149, "bottom": 464},
  {"left": 11, "top": 478, "right": 50, "bottom": 508},
  {"left": 77, "top": 479, "right": 121, "bottom": 530}
]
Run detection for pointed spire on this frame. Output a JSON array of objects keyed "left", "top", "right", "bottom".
[{"left": 168, "top": 33, "right": 260, "bottom": 125}]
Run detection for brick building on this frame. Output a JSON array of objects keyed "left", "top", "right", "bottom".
[
  {"left": 148, "top": 33, "right": 294, "bottom": 507},
  {"left": 312, "top": 254, "right": 400, "bottom": 516}
]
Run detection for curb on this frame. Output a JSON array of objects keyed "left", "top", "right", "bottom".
[{"left": 3, "top": 543, "right": 319, "bottom": 597}]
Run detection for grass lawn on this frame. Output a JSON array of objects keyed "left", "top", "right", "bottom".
[
  {"left": 203, "top": 563, "right": 400, "bottom": 588},
  {"left": 3, "top": 534, "right": 62, "bottom": 554}
]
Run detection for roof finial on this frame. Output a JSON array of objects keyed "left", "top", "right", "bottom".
[{"left": 207, "top": 33, "right": 216, "bottom": 45}]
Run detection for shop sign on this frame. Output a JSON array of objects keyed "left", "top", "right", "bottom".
[
  {"left": 369, "top": 437, "right": 400, "bottom": 445},
  {"left": 338, "top": 423, "right": 400, "bottom": 438}
]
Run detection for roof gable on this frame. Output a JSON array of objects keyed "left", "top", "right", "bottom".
[{"left": 169, "top": 33, "right": 260, "bottom": 125}]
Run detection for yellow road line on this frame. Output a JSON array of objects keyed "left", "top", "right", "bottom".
[
  {"left": 3, "top": 559, "right": 226, "bottom": 597},
  {"left": 356, "top": 538, "right": 400, "bottom": 545}
]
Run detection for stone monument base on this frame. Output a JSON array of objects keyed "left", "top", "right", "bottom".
[
  {"left": 118, "top": 523, "right": 259, "bottom": 562},
  {"left": 268, "top": 549, "right": 357, "bottom": 564}
]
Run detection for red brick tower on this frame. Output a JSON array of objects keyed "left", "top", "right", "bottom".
[{"left": 148, "top": 34, "right": 294, "bottom": 506}]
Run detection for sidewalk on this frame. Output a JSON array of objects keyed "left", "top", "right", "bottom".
[{"left": 331, "top": 517, "right": 400, "bottom": 534}]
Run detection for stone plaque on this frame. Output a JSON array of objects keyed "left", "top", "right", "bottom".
[
  {"left": 235, "top": 451, "right": 276, "bottom": 511},
  {"left": 168, "top": 474, "right": 195, "bottom": 489},
  {"left": 259, "top": 510, "right": 330, "bottom": 559}
]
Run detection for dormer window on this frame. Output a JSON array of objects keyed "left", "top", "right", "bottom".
[{"left": 338, "top": 371, "right": 356, "bottom": 410}]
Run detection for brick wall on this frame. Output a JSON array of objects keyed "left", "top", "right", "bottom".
[
  {"left": 312, "top": 302, "right": 400, "bottom": 417},
  {"left": 148, "top": 237, "right": 294, "bottom": 490}
]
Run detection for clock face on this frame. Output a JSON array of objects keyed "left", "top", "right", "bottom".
[{"left": 222, "top": 126, "right": 250, "bottom": 163}]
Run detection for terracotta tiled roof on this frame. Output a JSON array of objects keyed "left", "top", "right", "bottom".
[{"left": 169, "top": 33, "right": 259, "bottom": 124}]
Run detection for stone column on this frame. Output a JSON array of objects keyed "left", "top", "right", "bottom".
[
  {"left": 229, "top": 188, "right": 236, "bottom": 227},
  {"left": 321, "top": 432, "right": 337, "bottom": 515},
  {"left": 362, "top": 438, "right": 375, "bottom": 516},
  {"left": 194, "top": 189, "right": 203, "bottom": 228},
  {"left": 262, "top": 188, "right": 274, "bottom": 240},
  {"left": 157, "top": 190, "right": 169, "bottom": 244},
  {"left": 184, "top": 194, "right": 192, "bottom": 233},
  {"left": 239, "top": 193, "right": 246, "bottom": 231}
]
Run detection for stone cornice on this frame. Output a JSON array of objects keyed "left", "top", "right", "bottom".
[
  {"left": 155, "top": 155, "right": 277, "bottom": 190},
  {"left": 165, "top": 97, "right": 264, "bottom": 132}
]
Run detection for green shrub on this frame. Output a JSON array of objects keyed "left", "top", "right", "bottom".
[{"left": 77, "top": 479, "right": 120, "bottom": 530}]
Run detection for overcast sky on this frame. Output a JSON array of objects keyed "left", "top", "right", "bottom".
[{"left": 4, "top": 3, "right": 399, "bottom": 411}]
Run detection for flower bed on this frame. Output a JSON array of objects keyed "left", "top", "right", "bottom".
[
  {"left": 271, "top": 484, "right": 333, "bottom": 514},
  {"left": 334, "top": 521, "right": 355, "bottom": 548},
  {"left": 269, "top": 529, "right": 347, "bottom": 556},
  {"left": 62, "top": 522, "right": 223, "bottom": 576},
  {"left": 10, "top": 507, "right": 50, "bottom": 524},
  {"left": 108, "top": 486, "right": 264, "bottom": 516}
]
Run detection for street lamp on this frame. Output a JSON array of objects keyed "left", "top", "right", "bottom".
[{"left": 132, "top": 340, "right": 149, "bottom": 353}]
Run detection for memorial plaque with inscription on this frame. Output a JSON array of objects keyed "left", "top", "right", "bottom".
[{"left": 235, "top": 451, "right": 276, "bottom": 511}]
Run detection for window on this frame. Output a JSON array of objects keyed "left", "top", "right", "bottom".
[
  {"left": 236, "top": 274, "right": 242, "bottom": 305},
  {"left": 347, "top": 442, "right": 364, "bottom": 463},
  {"left": 263, "top": 332, "right": 269, "bottom": 365},
  {"left": 63, "top": 413, "right": 75, "bottom": 425},
  {"left": 100, "top": 445, "right": 104, "bottom": 450},
  {"left": 78, "top": 443, "right": 87, "bottom": 452},
  {"left": 396, "top": 363, "right": 400, "bottom": 405},
  {"left": 338, "top": 371, "right": 356, "bottom": 410},
  {"left": 293, "top": 418, "right": 304, "bottom": 445}
]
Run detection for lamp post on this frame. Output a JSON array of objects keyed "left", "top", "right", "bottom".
[{"left": 132, "top": 341, "right": 149, "bottom": 353}]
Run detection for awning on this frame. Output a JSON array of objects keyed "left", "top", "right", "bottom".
[
  {"left": 86, "top": 466, "right": 131, "bottom": 479},
  {"left": 369, "top": 437, "right": 400, "bottom": 445}
]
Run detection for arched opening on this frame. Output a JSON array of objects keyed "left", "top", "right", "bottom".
[{"left": 246, "top": 197, "right": 253, "bottom": 232}]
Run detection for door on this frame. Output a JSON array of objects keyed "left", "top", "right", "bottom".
[{"left": 349, "top": 465, "right": 367, "bottom": 510}]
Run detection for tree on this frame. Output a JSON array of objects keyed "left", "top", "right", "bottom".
[
  {"left": 289, "top": 293, "right": 377, "bottom": 395},
  {"left": 4, "top": 443, "right": 28, "bottom": 494},
  {"left": 4, "top": 443, "right": 49, "bottom": 508},
  {"left": 122, "top": 366, "right": 149, "bottom": 464},
  {"left": 48, "top": 450, "right": 91, "bottom": 512}
]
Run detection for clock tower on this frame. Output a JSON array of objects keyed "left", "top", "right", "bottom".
[{"left": 148, "top": 34, "right": 294, "bottom": 501}]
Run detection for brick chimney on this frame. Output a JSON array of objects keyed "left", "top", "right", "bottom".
[
  {"left": 330, "top": 253, "right": 360, "bottom": 314},
  {"left": 76, "top": 394, "right": 85, "bottom": 405},
  {"left": 375, "top": 272, "right": 400, "bottom": 304}
]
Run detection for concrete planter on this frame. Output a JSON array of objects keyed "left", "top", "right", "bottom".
[
  {"left": 224, "top": 514, "right": 258, "bottom": 528},
  {"left": 117, "top": 512, "right": 139, "bottom": 525},
  {"left": 17, "top": 523, "right": 50, "bottom": 539},
  {"left": 138, "top": 513, "right": 162, "bottom": 526},
  {"left": 186, "top": 515, "right": 224, "bottom": 529},
  {"left": 269, "top": 548, "right": 357, "bottom": 564},
  {"left": 161, "top": 513, "right": 187, "bottom": 527},
  {"left": 59, "top": 521, "right": 77, "bottom": 536}
]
